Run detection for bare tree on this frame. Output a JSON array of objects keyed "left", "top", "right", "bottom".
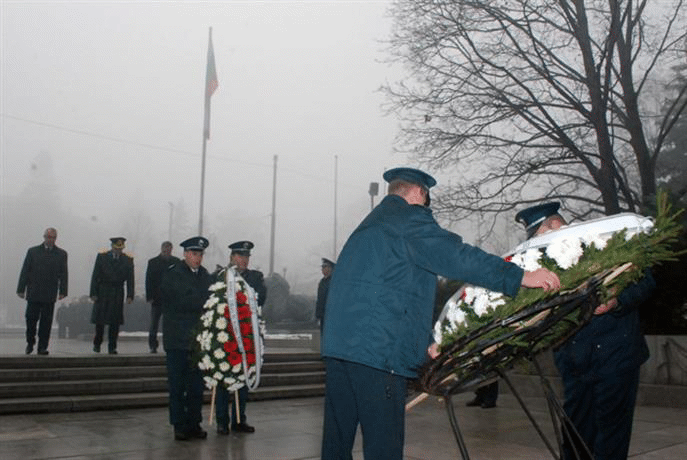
[{"left": 384, "top": 0, "right": 687, "bottom": 230}]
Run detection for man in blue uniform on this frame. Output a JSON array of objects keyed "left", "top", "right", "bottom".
[
  {"left": 160, "top": 236, "right": 211, "bottom": 441},
  {"left": 320, "top": 167, "right": 561, "bottom": 460},
  {"left": 215, "top": 240, "right": 266, "bottom": 435},
  {"left": 17, "top": 227, "right": 68, "bottom": 355},
  {"left": 145, "top": 241, "right": 180, "bottom": 353},
  {"left": 515, "top": 203, "right": 655, "bottom": 460}
]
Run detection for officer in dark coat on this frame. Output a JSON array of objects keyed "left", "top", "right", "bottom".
[
  {"left": 215, "top": 240, "right": 266, "bottom": 435},
  {"left": 145, "top": 241, "right": 180, "bottom": 353},
  {"left": 515, "top": 202, "right": 655, "bottom": 460},
  {"left": 160, "top": 236, "right": 211, "bottom": 441},
  {"left": 321, "top": 167, "right": 561, "bottom": 459},
  {"left": 89, "top": 237, "right": 134, "bottom": 354},
  {"left": 17, "top": 227, "right": 68, "bottom": 355},
  {"left": 315, "top": 257, "right": 335, "bottom": 333}
]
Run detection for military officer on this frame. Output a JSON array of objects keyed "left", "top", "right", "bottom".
[
  {"left": 215, "top": 240, "right": 266, "bottom": 435},
  {"left": 515, "top": 202, "right": 655, "bottom": 460},
  {"left": 89, "top": 237, "right": 134, "bottom": 354},
  {"left": 145, "top": 241, "right": 180, "bottom": 353},
  {"left": 160, "top": 236, "right": 212, "bottom": 441},
  {"left": 315, "top": 257, "right": 335, "bottom": 334},
  {"left": 320, "top": 167, "right": 561, "bottom": 460}
]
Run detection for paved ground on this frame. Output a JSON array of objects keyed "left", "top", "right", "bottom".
[{"left": 2, "top": 333, "right": 687, "bottom": 459}]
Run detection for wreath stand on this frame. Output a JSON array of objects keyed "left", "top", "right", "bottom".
[{"left": 408, "top": 269, "right": 630, "bottom": 459}]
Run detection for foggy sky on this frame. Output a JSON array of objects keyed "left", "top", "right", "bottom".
[{"left": 1, "top": 1, "right": 410, "bottom": 324}]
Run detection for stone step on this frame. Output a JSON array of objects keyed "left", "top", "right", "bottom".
[
  {"left": 0, "top": 360, "right": 323, "bottom": 383},
  {"left": 0, "top": 384, "right": 326, "bottom": 415}
]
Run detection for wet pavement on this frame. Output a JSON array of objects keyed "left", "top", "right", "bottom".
[{"left": 2, "top": 332, "right": 687, "bottom": 459}]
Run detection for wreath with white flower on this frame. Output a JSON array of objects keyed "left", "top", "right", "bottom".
[
  {"left": 411, "top": 193, "right": 685, "bottom": 404},
  {"left": 196, "top": 266, "right": 264, "bottom": 392}
]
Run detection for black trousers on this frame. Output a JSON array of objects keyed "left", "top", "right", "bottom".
[
  {"left": 165, "top": 349, "right": 205, "bottom": 432},
  {"left": 93, "top": 324, "right": 120, "bottom": 352},
  {"left": 25, "top": 301, "right": 55, "bottom": 352},
  {"left": 148, "top": 304, "right": 163, "bottom": 351}
]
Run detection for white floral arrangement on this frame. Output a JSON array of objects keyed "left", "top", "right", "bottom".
[
  {"left": 434, "top": 205, "right": 679, "bottom": 348},
  {"left": 196, "top": 266, "right": 264, "bottom": 392}
]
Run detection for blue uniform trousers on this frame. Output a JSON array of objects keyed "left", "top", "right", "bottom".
[
  {"left": 215, "top": 385, "right": 248, "bottom": 428},
  {"left": 165, "top": 349, "right": 205, "bottom": 432},
  {"left": 560, "top": 366, "right": 640, "bottom": 460},
  {"left": 321, "top": 358, "right": 406, "bottom": 460}
]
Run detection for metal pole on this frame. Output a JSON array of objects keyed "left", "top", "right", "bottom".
[
  {"left": 168, "top": 202, "right": 174, "bottom": 241},
  {"left": 333, "top": 155, "right": 338, "bottom": 258},
  {"left": 269, "top": 155, "right": 277, "bottom": 275},
  {"left": 198, "top": 135, "right": 207, "bottom": 235}
]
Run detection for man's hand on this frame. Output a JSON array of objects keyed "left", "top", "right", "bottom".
[
  {"left": 427, "top": 343, "right": 440, "bottom": 359},
  {"left": 594, "top": 298, "right": 618, "bottom": 315},
  {"left": 521, "top": 268, "right": 561, "bottom": 292},
  {"left": 17, "top": 292, "right": 25, "bottom": 299}
]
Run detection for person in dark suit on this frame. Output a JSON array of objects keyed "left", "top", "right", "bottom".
[
  {"left": 16, "top": 227, "right": 68, "bottom": 355},
  {"left": 320, "top": 167, "right": 561, "bottom": 459},
  {"left": 160, "top": 236, "right": 211, "bottom": 441},
  {"left": 215, "top": 240, "right": 266, "bottom": 435},
  {"left": 89, "top": 237, "right": 134, "bottom": 354},
  {"left": 145, "top": 241, "right": 180, "bottom": 353},
  {"left": 315, "top": 257, "right": 335, "bottom": 334},
  {"left": 515, "top": 202, "right": 655, "bottom": 460}
]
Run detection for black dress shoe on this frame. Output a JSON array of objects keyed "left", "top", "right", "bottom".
[
  {"left": 232, "top": 423, "right": 255, "bottom": 433},
  {"left": 25, "top": 345, "right": 33, "bottom": 355},
  {"left": 480, "top": 401, "right": 497, "bottom": 409},
  {"left": 465, "top": 397, "right": 482, "bottom": 407},
  {"left": 108, "top": 350, "right": 117, "bottom": 355},
  {"left": 216, "top": 426, "right": 230, "bottom": 435},
  {"left": 93, "top": 345, "right": 101, "bottom": 353},
  {"left": 188, "top": 427, "right": 207, "bottom": 439},
  {"left": 174, "top": 431, "right": 191, "bottom": 441},
  {"left": 37, "top": 350, "right": 49, "bottom": 355}
]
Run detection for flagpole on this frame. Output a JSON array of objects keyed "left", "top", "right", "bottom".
[
  {"left": 199, "top": 26, "right": 218, "bottom": 236},
  {"left": 269, "top": 155, "right": 278, "bottom": 275}
]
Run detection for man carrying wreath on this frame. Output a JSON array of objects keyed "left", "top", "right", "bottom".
[
  {"left": 516, "top": 202, "right": 656, "bottom": 460},
  {"left": 214, "top": 240, "right": 266, "bottom": 435},
  {"left": 320, "top": 167, "right": 562, "bottom": 460}
]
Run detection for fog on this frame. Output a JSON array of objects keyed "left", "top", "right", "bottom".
[{"left": 1, "top": 1, "right": 410, "bottom": 326}]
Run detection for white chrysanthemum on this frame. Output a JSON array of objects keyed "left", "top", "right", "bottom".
[
  {"left": 209, "top": 281, "right": 226, "bottom": 292},
  {"left": 235, "top": 282, "right": 242, "bottom": 291},
  {"left": 546, "top": 236, "right": 584, "bottom": 269},
  {"left": 197, "top": 330, "right": 213, "bottom": 350},
  {"left": 216, "top": 303, "right": 227, "bottom": 314},
  {"left": 447, "top": 306, "right": 466, "bottom": 327},
  {"left": 205, "top": 295, "right": 219, "bottom": 309},
  {"left": 219, "top": 361, "right": 230, "bottom": 372},
  {"left": 203, "top": 376, "right": 217, "bottom": 388},
  {"left": 200, "top": 310, "right": 214, "bottom": 328},
  {"left": 473, "top": 290, "right": 505, "bottom": 316},
  {"left": 232, "top": 363, "right": 242, "bottom": 373},
  {"left": 462, "top": 286, "right": 479, "bottom": 305},
  {"left": 199, "top": 354, "right": 214, "bottom": 370},
  {"left": 511, "top": 248, "right": 543, "bottom": 271},
  {"left": 215, "top": 317, "right": 228, "bottom": 330},
  {"left": 213, "top": 371, "right": 224, "bottom": 381},
  {"left": 213, "top": 348, "right": 225, "bottom": 360},
  {"left": 216, "top": 331, "right": 229, "bottom": 343},
  {"left": 582, "top": 230, "right": 609, "bottom": 250}
]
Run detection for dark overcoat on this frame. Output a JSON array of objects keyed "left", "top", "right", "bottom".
[
  {"left": 17, "top": 244, "right": 68, "bottom": 302},
  {"left": 160, "top": 261, "right": 212, "bottom": 351},
  {"left": 145, "top": 254, "right": 180, "bottom": 306},
  {"left": 89, "top": 251, "right": 134, "bottom": 325},
  {"left": 239, "top": 269, "right": 267, "bottom": 307},
  {"left": 322, "top": 194, "right": 524, "bottom": 378}
]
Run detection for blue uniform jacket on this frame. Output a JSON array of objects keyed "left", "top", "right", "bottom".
[
  {"left": 322, "top": 194, "right": 524, "bottom": 378},
  {"left": 554, "top": 270, "right": 655, "bottom": 381}
]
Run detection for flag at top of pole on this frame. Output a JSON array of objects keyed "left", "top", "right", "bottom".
[{"left": 203, "top": 27, "right": 219, "bottom": 140}]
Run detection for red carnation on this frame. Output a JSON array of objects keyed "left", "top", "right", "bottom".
[
  {"left": 223, "top": 305, "right": 230, "bottom": 318},
  {"left": 504, "top": 255, "right": 513, "bottom": 262},
  {"left": 240, "top": 322, "right": 252, "bottom": 336},
  {"left": 236, "top": 291, "right": 247, "bottom": 305},
  {"left": 246, "top": 353, "right": 256, "bottom": 365},
  {"left": 243, "top": 337, "right": 254, "bottom": 351},
  {"left": 228, "top": 351, "right": 242, "bottom": 366},
  {"left": 237, "top": 306, "right": 251, "bottom": 320},
  {"left": 223, "top": 340, "right": 238, "bottom": 353}
]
